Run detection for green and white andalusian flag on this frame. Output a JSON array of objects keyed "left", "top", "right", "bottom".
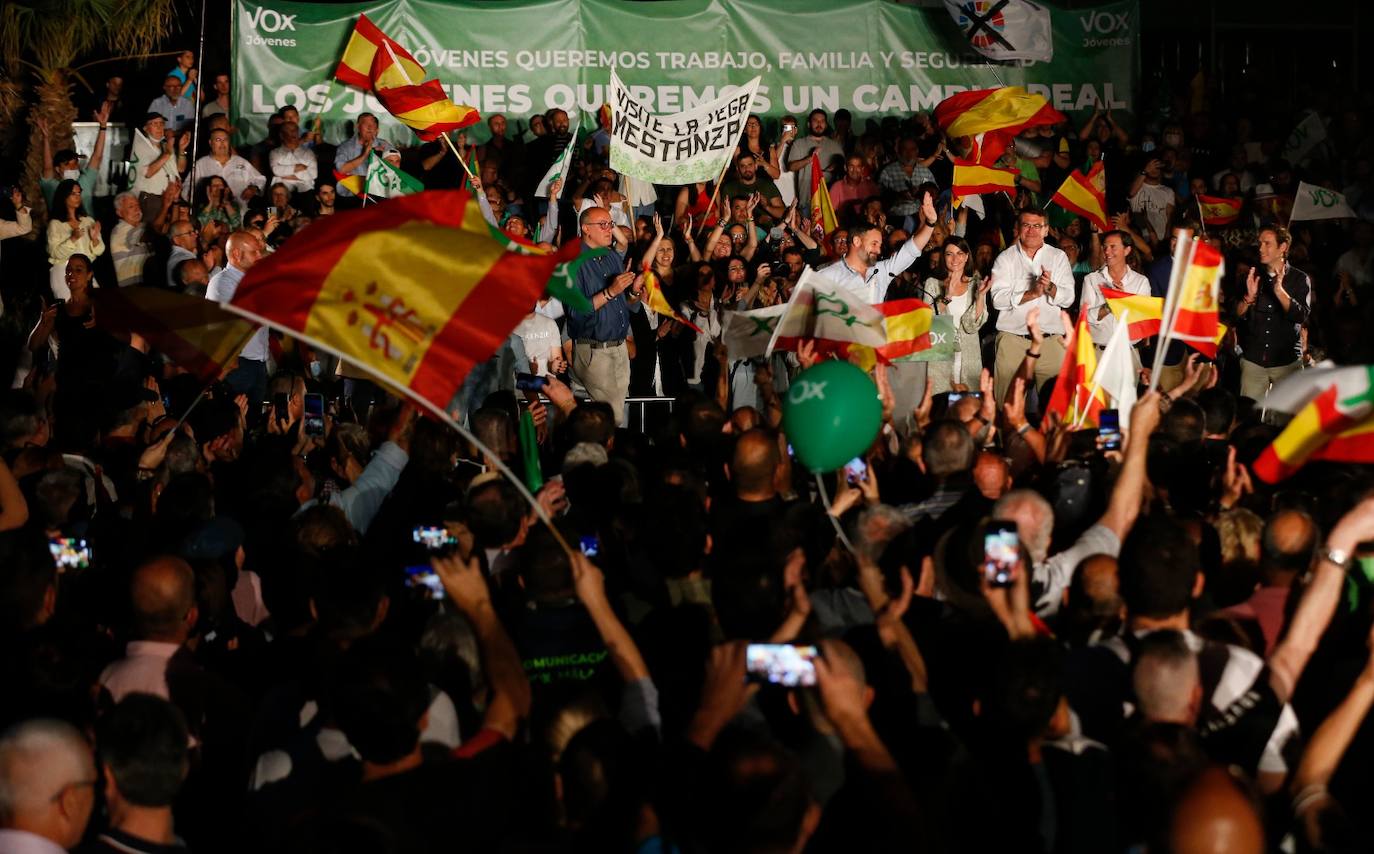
[{"left": 363, "top": 151, "right": 424, "bottom": 199}]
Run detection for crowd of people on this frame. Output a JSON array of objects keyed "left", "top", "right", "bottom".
[{"left": 3, "top": 43, "right": 1374, "bottom": 854}]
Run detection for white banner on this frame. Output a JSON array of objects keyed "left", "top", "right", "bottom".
[
  {"left": 1281, "top": 112, "right": 1326, "bottom": 166},
  {"left": 723, "top": 303, "right": 788, "bottom": 362},
  {"left": 1291, "top": 181, "right": 1356, "bottom": 222},
  {"left": 609, "top": 69, "right": 761, "bottom": 185},
  {"left": 943, "top": 0, "right": 1054, "bottom": 63}
]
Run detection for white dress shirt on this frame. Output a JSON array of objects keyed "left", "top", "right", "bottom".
[
  {"left": 813, "top": 237, "right": 924, "bottom": 305},
  {"left": 206, "top": 264, "right": 270, "bottom": 361},
  {"left": 0, "top": 829, "right": 69, "bottom": 854},
  {"left": 990, "top": 242, "right": 1075, "bottom": 335},
  {"left": 269, "top": 143, "right": 319, "bottom": 193},
  {"left": 186, "top": 154, "right": 266, "bottom": 205},
  {"left": 1081, "top": 265, "right": 1151, "bottom": 346},
  {"left": 99, "top": 640, "right": 182, "bottom": 702}
]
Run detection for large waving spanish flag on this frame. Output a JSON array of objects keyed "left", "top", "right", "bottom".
[
  {"left": 1253, "top": 366, "right": 1374, "bottom": 482},
  {"left": 934, "top": 87, "right": 1065, "bottom": 166},
  {"left": 225, "top": 191, "right": 579, "bottom": 415},
  {"left": 333, "top": 13, "right": 388, "bottom": 90},
  {"left": 370, "top": 38, "right": 479, "bottom": 141},
  {"left": 1045, "top": 311, "right": 1105, "bottom": 429},
  {"left": 1050, "top": 162, "right": 1109, "bottom": 232},
  {"left": 952, "top": 158, "right": 1018, "bottom": 199}
]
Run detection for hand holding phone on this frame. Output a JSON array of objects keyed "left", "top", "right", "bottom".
[
  {"left": 1097, "top": 408, "right": 1122, "bottom": 452},
  {"left": 746, "top": 643, "right": 818, "bottom": 687},
  {"left": 413, "top": 525, "right": 459, "bottom": 553},
  {"left": 843, "top": 456, "right": 867, "bottom": 485},
  {"left": 983, "top": 522, "right": 1019, "bottom": 588},
  {"left": 403, "top": 564, "right": 445, "bottom": 599},
  {"left": 303, "top": 392, "right": 325, "bottom": 437},
  {"left": 515, "top": 372, "right": 548, "bottom": 392},
  {"left": 50, "top": 537, "right": 92, "bottom": 573}
]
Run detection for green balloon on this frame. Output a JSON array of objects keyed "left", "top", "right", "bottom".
[{"left": 782, "top": 360, "right": 883, "bottom": 473}]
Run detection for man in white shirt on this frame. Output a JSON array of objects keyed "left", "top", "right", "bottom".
[
  {"left": 269, "top": 120, "right": 318, "bottom": 194},
  {"left": 206, "top": 231, "right": 269, "bottom": 406},
  {"left": 99, "top": 556, "right": 199, "bottom": 703},
  {"left": 1129, "top": 157, "right": 1176, "bottom": 245},
  {"left": 186, "top": 128, "right": 266, "bottom": 207},
  {"left": 990, "top": 209, "right": 1075, "bottom": 403},
  {"left": 165, "top": 220, "right": 199, "bottom": 290},
  {"left": 0, "top": 719, "right": 97, "bottom": 854},
  {"left": 109, "top": 192, "right": 152, "bottom": 287},
  {"left": 1080, "top": 230, "right": 1151, "bottom": 369},
  {"left": 815, "top": 193, "right": 938, "bottom": 436}
]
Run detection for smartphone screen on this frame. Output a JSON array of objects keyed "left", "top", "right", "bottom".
[
  {"left": 403, "top": 564, "right": 445, "bottom": 599},
  {"left": 412, "top": 525, "right": 458, "bottom": 553},
  {"left": 579, "top": 535, "right": 600, "bottom": 557},
  {"left": 983, "top": 521, "right": 1019, "bottom": 588},
  {"left": 272, "top": 392, "right": 289, "bottom": 423},
  {"left": 843, "top": 456, "right": 867, "bottom": 484},
  {"left": 745, "top": 643, "right": 819, "bottom": 687},
  {"left": 49, "top": 537, "right": 91, "bottom": 573},
  {"left": 303, "top": 393, "right": 325, "bottom": 437},
  {"left": 1098, "top": 408, "right": 1122, "bottom": 451},
  {"left": 515, "top": 372, "right": 548, "bottom": 392}
]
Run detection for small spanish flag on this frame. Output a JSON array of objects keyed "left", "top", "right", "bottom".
[
  {"left": 1196, "top": 194, "right": 1242, "bottom": 226},
  {"left": 1166, "top": 241, "right": 1223, "bottom": 359},
  {"left": 1045, "top": 311, "right": 1105, "bottom": 429},
  {"left": 643, "top": 270, "right": 702, "bottom": 334},
  {"left": 952, "top": 158, "right": 1018, "bottom": 199},
  {"left": 810, "top": 151, "right": 839, "bottom": 235},
  {"left": 877, "top": 299, "right": 935, "bottom": 361},
  {"left": 333, "top": 14, "right": 388, "bottom": 91},
  {"left": 1050, "top": 162, "right": 1109, "bottom": 232},
  {"left": 225, "top": 191, "right": 579, "bottom": 415},
  {"left": 1099, "top": 287, "right": 1227, "bottom": 350},
  {"left": 370, "top": 38, "right": 480, "bottom": 142}
]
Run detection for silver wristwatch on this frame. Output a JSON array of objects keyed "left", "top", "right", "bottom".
[{"left": 1322, "top": 547, "right": 1353, "bottom": 571}]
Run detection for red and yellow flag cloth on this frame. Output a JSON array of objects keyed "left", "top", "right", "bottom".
[
  {"left": 332, "top": 15, "right": 479, "bottom": 140},
  {"left": 1196, "top": 194, "right": 1242, "bottom": 226},
  {"left": 952, "top": 158, "right": 1018, "bottom": 199},
  {"left": 1253, "top": 366, "right": 1374, "bottom": 482},
  {"left": 643, "top": 270, "right": 703, "bottom": 334},
  {"left": 225, "top": 190, "right": 579, "bottom": 416},
  {"left": 95, "top": 287, "right": 256, "bottom": 384},
  {"left": 822, "top": 299, "right": 935, "bottom": 372},
  {"left": 810, "top": 151, "right": 839, "bottom": 235},
  {"left": 1050, "top": 162, "right": 1109, "bottom": 232},
  {"left": 369, "top": 36, "right": 479, "bottom": 141},
  {"left": 1045, "top": 311, "right": 1105, "bottom": 429},
  {"left": 1166, "top": 241, "right": 1224, "bottom": 359},
  {"left": 934, "top": 87, "right": 1066, "bottom": 166},
  {"left": 1098, "top": 287, "right": 1228, "bottom": 350}
]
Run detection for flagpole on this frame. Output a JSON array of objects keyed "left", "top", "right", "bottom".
[
  {"left": 380, "top": 38, "right": 478, "bottom": 185},
  {"left": 1195, "top": 194, "right": 1208, "bottom": 237},
  {"left": 1147, "top": 229, "right": 1196, "bottom": 392}
]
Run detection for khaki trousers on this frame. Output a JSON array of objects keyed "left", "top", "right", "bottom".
[
  {"left": 1239, "top": 358, "right": 1300, "bottom": 403},
  {"left": 573, "top": 340, "right": 631, "bottom": 426},
  {"left": 994, "top": 332, "right": 1067, "bottom": 404}
]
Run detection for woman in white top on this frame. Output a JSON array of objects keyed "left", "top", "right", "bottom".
[
  {"left": 47, "top": 179, "right": 105, "bottom": 300},
  {"left": 678, "top": 266, "right": 724, "bottom": 392},
  {"left": 925, "top": 237, "right": 990, "bottom": 393}
]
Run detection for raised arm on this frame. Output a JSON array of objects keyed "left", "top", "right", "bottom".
[
  {"left": 433, "top": 553, "right": 532, "bottom": 739},
  {"left": 1269, "top": 497, "right": 1374, "bottom": 703},
  {"left": 1097, "top": 390, "right": 1162, "bottom": 540}
]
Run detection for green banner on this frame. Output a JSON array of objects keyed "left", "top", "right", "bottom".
[
  {"left": 899, "top": 315, "right": 957, "bottom": 363},
  {"left": 232, "top": 0, "right": 1139, "bottom": 146}
]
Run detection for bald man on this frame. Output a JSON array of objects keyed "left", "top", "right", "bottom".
[
  {"left": 0, "top": 719, "right": 97, "bottom": 851},
  {"left": 1168, "top": 767, "right": 1264, "bottom": 854},
  {"left": 1133, "top": 629, "right": 1203, "bottom": 725},
  {"left": 207, "top": 230, "right": 269, "bottom": 410},
  {"left": 714, "top": 428, "right": 786, "bottom": 553},
  {"left": 99, "top": 556, "right": 198, "bottom": 702},
  {"left": 1223, "top": 509, "right": 1317, "bottom": 655},
  {"left": 972, "top": 451, "right": 1011, "bottom": 500}
]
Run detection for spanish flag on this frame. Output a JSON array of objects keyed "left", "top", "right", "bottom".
[
  {"left": 225, "top": 191, "right": 579, "bottom": 415},
  {"left": 1196, "top": 194, "right": 1242, "bottom": 226},
  {"left": 643, "top": 269, "right": 702, "bottom": 334},
  {"left": 1099, "top": 286, "right": 1228, "bottom": 350},
  {"left": 333, "top": 13, "right": 388, "bottom": 91},
  {"left": 1166, "top": 241, "right": 1223, "bottom": 359},
  {"left": 877, "top": 298, "right": 935, "bottom": 361},
  {"left": 1045, "top": 311, "right": 1105, "bottom": 429},
  {"left": 952, "top": 158, "right": 1018, "bottom": 199},
  {"left": 934, "top": 87, "right": 1065, "bottom": 165},
  {"left": 371, "top": 38, "right": 480, "bottom": 142},
  {"left": 810, "top": 151, "right": 839, "bottom": 235},
  {"left": 94, "top": 287, "right": 257, "bottom": 384},
  {"left": 1251, "top": 366, "right": 1374, "bottom": 482},
  {"left": 1050, "top": 162, "right": 1109, "bottom": 232}
]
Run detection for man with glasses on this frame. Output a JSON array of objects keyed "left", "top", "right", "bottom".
[
  {"left": 990, "top": 209, "right": 1075, "bottom": 403},
  {"left": 566, "top": 206, "right": 642, "bottom": 425},
  {"left": 0, "top": 718, "right": 98, "bottom": 852}
]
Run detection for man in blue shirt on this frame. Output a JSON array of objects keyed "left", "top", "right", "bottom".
[
  {"left": 334, "top": 113, "right": 391, "bottom": 198},
  {"left": 566, "top": 206, "right": 642, "bottom": 425}
]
